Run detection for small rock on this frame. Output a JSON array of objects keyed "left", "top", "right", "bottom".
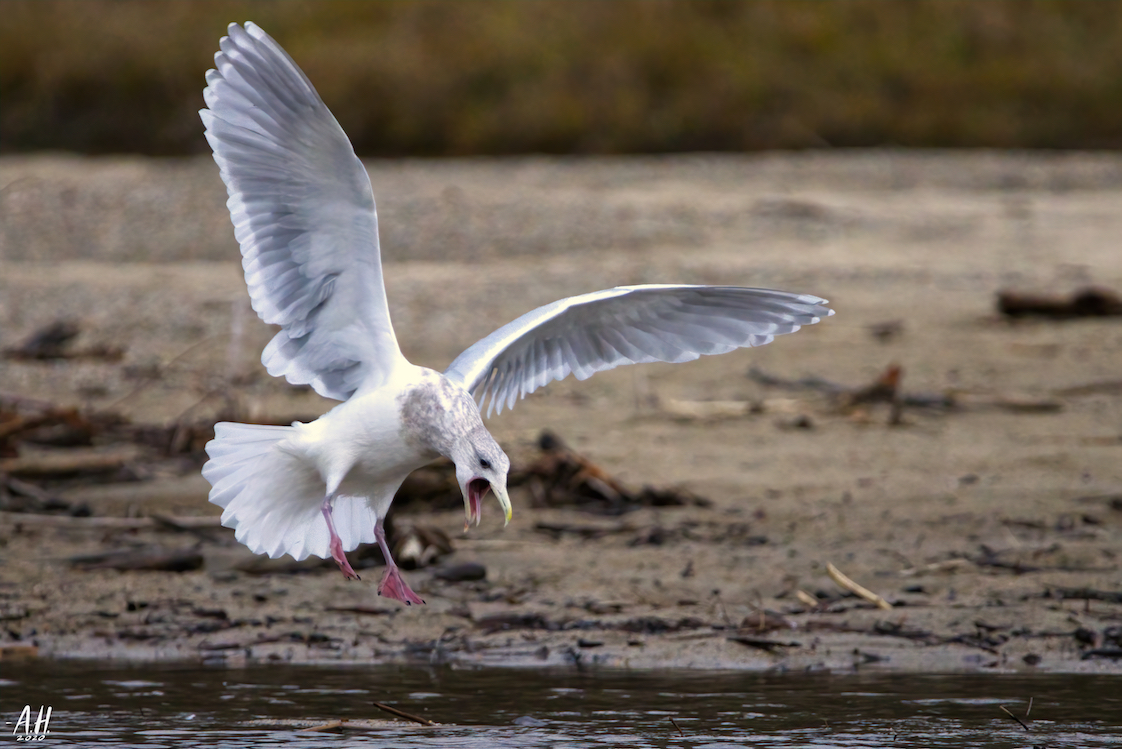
[
  {"left": 512, "top": 715, "right": 547, "bottom": 727},
  {"left": 434, "top": 562, "right": 486, "bottom": 582}
]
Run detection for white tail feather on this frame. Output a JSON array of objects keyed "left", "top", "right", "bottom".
[{"left": 203, "top": 422, "right": 377, "bottom": 561}]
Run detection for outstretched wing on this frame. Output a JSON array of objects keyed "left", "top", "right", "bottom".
[
  {"left": 201, "top": 22, "right": 403, "bottom": 400},
  {"left": 445, "top": 284, "right": 833, "bottom": 416}
]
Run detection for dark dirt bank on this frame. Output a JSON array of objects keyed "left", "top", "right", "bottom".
[{"left": 1, "top": 152, "right": 1120, "bottom": 673}]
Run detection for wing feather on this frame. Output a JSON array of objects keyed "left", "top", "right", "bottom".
[
  {"left": 201, "top": 22, "right": 403, "bottom": 400},
  {"left": 445, "top": 284, "right": 833, "bottom": 416}
]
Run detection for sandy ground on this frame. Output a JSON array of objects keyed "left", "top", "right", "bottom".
[{"left": 1, "top": 151, "right": 1120, "bottom": 673}]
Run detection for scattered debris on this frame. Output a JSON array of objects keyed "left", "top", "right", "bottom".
[
  {"left": 300, "top": 720, "right": 347, "bottom": 733},
  {"left": 232, "top": 555, "right": 334, "bottom": 576},
  {"left": 870, "top": 620, "right": 942, "bottom": 645},
  {"left": 0, "top": 511, "right": 219, "bottom": 530},
  {"left": 998, "top": 704, "right": 1030, "bottom": 731},
  {"left": 1082, "top": 648, "right": 1122, "bottom": 661},
  {"left": 749, "top": 365, "right": 1068, "bottom": 420},
  {"left": 2, "top": 320, "right": 124, "bottom": 361},
  {"left": 956, "top": 394, "right": 1062, "bottom": 413},
  {"left": 1042, "top": 586, "right": 1122, "bottom": 604},
  {"left": 777, "top": 413, "right": 816, "bottom": 430},
  {"left": 0, "top": 448, "right": 137, "bottom": 479},
  {"left": 475, "top": 612, "right": 556, "bottom": 634},
  {"left": 839, "top": 364, "right": 904, "bottom": 410},
  {"left": 945, "top": 622, "right": 1009, "bottom": 654},
  {"left": 1053, "top": 380, "right": 1122, "bottom": 398},
  {"left": 898, "top": 558, "right": 973, "bottom": 577},
  {"left": 795, "top": 590, "right": 820, "bottom": 608},
  {"left": 393, "top": 523, "right": 454, "bottom": 570},
  {"left": 324, "top": 605, "right": 396, "bottom": 617},
  {"left": 0, "top": 645, "right": 40, "bottom": 661},
  {"left": 513, "top": 431, "right": 709, "bottom": 515},
  {"left": 434, "top": 562, "right": 487, "bottom": 582},
  {"left": 739, "top": 609, "right": 798, "bottom": 633},
  {"left": 389, "top": 431, "right": 709, "bottom": 517},
  {"left": 371, "top": 701, "right": 437, "bottom": 726},
  {"left": 1071, "top": 625, "right": 1122, "bottom": 661},
  {"left": 971, "top": 544, "right": 1113, "bottom": 574},
  {"left": 0, "top": 332, "right": 1117, "bottom": 673},
  {"left": 618, "top": 616, "right": 707, "bottom": 635},
  {"left": 69, "top": 546, "right": 204, "bottom": 572},
  {"left": 867, "top": 319, "right": 905, "bottom": 343},
  {"left": 535, "top": 520, "right": 633, "bottom": 540},
  {"left": 471, "top": 611, "right": 710, "bottom": 637},
  {"left": 728, "top": 635, "right": 801, "bottom": 652},
  {"left": 659, "top": 398, "right": 754, "bottom": 421},
  {"left": 518, "top": 430, "right": 630, "bottom": 511},
  {"left": 151, "top": 513, "right": 228, "bottom": 544},
  {"left": 0, "top": 475, "right": 85, "bottom": 514},
  {"left": 748, "top": 365, "right": 952, "bottom": 419},
  {"left": 7, "top": 320, "right": 81, "bottom": 357},
  {"left": 997, "top": 286, "right": 1122, "bottom": 319}
]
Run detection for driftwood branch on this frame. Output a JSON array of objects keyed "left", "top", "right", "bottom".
[
  {"left": 0, "top": 511, "right": 221, "bottom": 530},
  {"left": 0, "top": 449, "right": 136, "bottom": 478},
  {"left": 998, "top": 286, "right": 1122, "bottom": 319}
]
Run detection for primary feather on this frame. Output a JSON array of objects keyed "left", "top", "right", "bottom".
[
  {"left": 445, "top": 285, "right": 833, "bottom": 416},
  {"left": 201, "top": 21, "right": 402, "bottom": 400}
]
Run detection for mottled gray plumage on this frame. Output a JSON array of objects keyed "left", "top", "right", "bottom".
[
  {"left": 199, "top": 22, "right": 833, "bottom": 606},
  {"left": 398, "top": 376, "right": 482, "bottom": 458}
]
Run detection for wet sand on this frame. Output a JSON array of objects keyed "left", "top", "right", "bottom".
[{"left": 1, "top": 151, "right": 1120, "bottom": 672}]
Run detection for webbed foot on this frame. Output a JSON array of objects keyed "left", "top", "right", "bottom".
[{"left": 377, "top": 565, "right": 425, "bottom": 605}]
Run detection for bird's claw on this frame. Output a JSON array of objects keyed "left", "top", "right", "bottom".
[
  {"left": 378, "top": 566, "right": 425, "bottom": 606},
  {"left": 329, "top": 540, "right": 360, "bottom": 580}
]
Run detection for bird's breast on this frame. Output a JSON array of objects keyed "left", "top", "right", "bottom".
[{"left": 295, "top": 386, "right": 431, "bottom": 486}]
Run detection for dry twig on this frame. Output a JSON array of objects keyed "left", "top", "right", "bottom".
[
  {"left": 826, "top": 562, "right": 893, "bottom": 610},
  {"left": 300, "top": 720, "right": 346, "bottom": 733},
  {"left": 999, "top": 705, "right": 1030, "bottom": 732},
  {"left": 371, "top": 701, "right": 437, "bottom": 726}
]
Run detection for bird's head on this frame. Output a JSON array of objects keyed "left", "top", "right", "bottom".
[{"left": 452, "top": 426, "right": 511, "bottom": 529}]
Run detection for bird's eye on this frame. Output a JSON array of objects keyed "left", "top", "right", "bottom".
[{"left": 479, "top": 458, "right": 492, "bottom": 470}]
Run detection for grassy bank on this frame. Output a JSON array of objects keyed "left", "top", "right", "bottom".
[{"left": 3, "top": 0, "right": 1122, "bottom": 155}]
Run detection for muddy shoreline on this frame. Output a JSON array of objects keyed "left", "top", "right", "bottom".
[{"left": 1, "top": 151, "right": 1120, "bottom": 673}]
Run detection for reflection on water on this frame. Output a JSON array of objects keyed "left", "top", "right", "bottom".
[{"left": 2, "top": 662, "right": 1120, "bottom": 748}]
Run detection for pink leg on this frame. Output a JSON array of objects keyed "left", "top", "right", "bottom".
[
  {"left": 321, "top": 495, "right": 360, "bottom": 580},
  {"left": 375, "top": 516, "right": 425, "bottom": 605}
]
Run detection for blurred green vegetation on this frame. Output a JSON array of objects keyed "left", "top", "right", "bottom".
[{"left": 3, "top": 0, "right": 1122, "bottom": 155}]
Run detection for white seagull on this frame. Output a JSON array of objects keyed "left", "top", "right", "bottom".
[{"left": 200, "top": 22, "right": 834, "bottom": 606}]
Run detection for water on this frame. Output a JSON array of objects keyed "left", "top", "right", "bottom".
[{"left": 2, "top": 662, "right": 1120, "bottom": 747}]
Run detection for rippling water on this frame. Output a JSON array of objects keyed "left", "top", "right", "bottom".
[{"left": 2, "top": 662, "right": 1120, "bottom": 747}]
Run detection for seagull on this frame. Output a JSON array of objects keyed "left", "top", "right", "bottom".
[{"left": 200, "top": 22, "right": 834, "bottom": 606}]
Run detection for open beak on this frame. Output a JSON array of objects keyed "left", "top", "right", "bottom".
[{"left": 465, "top": 478, "right": 512, "bottom": 529}]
